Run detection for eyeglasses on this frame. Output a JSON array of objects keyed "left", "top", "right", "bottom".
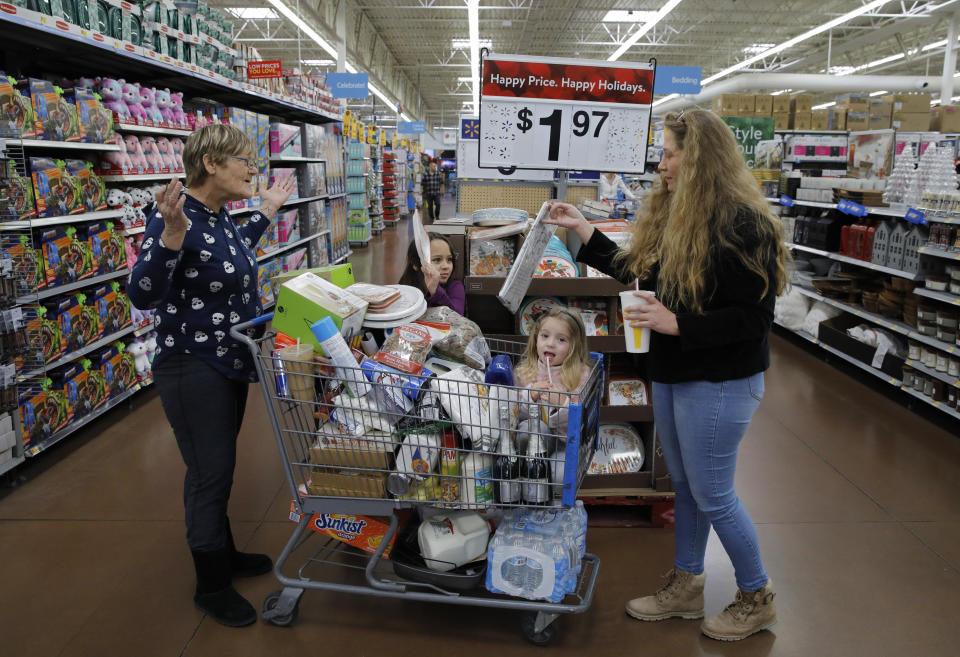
[{"left": 229, "top": 155, "right": 257, "bottom": 170}]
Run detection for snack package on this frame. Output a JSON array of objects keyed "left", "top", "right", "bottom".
[
  {"left": 361, "top": 358, "right": 434, "bottom": 415},
  {"left": 430, "top": 366, "right": 493, "bottom": 449},
  {"left": 417, "top": 306, "right": 490, "bottom": 370},
  {"left": 374, "top": 323, "right": 434, "bottom": 374}
]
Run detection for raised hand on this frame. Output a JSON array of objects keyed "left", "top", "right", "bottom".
[
  {"left": 259, "top": 174, "right": 296, "bottom": 218},
  {"left": 421, "top": 262, "right": 441, "bottom": 295},
  {"left": 544, "top": 201, "right": 594, "bottom": 243},
  {"left": 157, "top": 177, "right": 189, "bottom": 250}
]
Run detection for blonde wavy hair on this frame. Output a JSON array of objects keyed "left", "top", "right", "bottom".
[
  {"left": 516, "top": 308, "right": 591, "bottom": 393},
  {"left": 615, "top": 109, "right": 790, "bottom": 313}
]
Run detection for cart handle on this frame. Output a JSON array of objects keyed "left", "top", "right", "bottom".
[
  {"left": 249, "top": 312, "right": 274, "bottom": 326},
  {"left": 229, "top": 312, "right": 274, "bottom": 344}
]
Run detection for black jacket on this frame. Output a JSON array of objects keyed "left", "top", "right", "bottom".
[{"left": 577, "top": 210, "right": 776, "bottom": 383}]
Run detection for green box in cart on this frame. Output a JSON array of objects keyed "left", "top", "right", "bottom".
[
  {"left": 273, "top": 272, "right": 367, "bottom": 352},
  {"left": 271, "top": 264, "right": 354, "bottom": 291}
]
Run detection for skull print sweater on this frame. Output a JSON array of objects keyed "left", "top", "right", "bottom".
[{"left": 127, "top": 194, "right": 269, "bottom": 382}]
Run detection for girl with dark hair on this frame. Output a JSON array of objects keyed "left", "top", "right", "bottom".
[{"left": 398, "top": 232, "right": 465, "bottom": 314}]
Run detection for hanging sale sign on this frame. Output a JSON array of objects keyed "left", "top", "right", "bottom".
[
  {"left": 479, "top": 53, "right": 655, "bottom": 173},
  {"left": 247, "top": 60, "right": 282, "bottom": 79}
]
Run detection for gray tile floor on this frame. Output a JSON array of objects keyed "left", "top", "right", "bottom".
[{"left": 2, "top": 207, "right": 959, "bottom": 656}]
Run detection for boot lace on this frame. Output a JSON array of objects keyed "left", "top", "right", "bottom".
[
  {"left": 654, "top": 568, "right": 689, "bottom": 603},
  {"left": 723, "top": 590, "right": 759, "bottom": 622}
]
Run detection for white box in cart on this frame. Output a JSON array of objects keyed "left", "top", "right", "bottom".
[{"left": 0, "top": 430, "right": 15, "bottom": 452}]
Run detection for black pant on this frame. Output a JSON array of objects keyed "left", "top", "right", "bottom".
[
  {"left": 155, "top": 353, "right": 249, "bottom": 551},
  {"left": 424, "top": 194, "right": 441, "bottom": 223}
]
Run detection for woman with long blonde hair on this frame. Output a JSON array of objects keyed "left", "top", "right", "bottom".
[{"left": 545, "top": 109, "right": 789, "bottom": 642}]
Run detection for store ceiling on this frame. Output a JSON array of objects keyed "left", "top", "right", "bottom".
[{"left": 213, "top": 0, "right": 960, "bottom": 128}]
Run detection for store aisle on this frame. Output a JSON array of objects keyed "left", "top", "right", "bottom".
[{"left": 1, "top": 220, "right": 959, "bottom": 657}]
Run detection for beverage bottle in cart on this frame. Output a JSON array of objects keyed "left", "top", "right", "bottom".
[
  {"left": 522, "top": 432, "right": 550, "bottom": 505},
  {"left": 493, "top": 433, "right": 521, "bottom": 504},
  {"left": 523, "top": 534, "right": 545, "bottom": 595}
]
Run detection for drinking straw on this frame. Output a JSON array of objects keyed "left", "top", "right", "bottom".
[{"left": 545, "top": 356, "right": 553, "bottom": 386}]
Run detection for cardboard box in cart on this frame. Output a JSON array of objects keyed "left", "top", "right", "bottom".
[{"left": 272, "top": 272, "right": 367, "bottom": 352}]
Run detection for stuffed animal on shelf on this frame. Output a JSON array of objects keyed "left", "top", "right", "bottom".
[
  {"left": 139, "top": 86, "right": 163, "bottom": 125},
  {"left": 154, "top": 137, "right": 177, "bottom": 172},
  {"left": 144, "top": 332, "right": 158, "bottom": 364},
  {"left": 168, "top": 91, "right": 186, "bottom": 127},
  {"left": 124, "top": 233, "right": 140, "bottom": 269},
  {"left": 127, "top": 187, "right": 152, "bottom": 208},
  {"left": 123, "top": 135, "right": 149, "bottom": 173},
  {"left": 106, "top": 187, "right": 132, "bottom": 209},
  {"left": 126, "top": 339, "right": 150, "bottom": 377},
  {"left": 100, "top": 148, "right": 134, "bottom": 175},
  {"left": 168, "top": 137, "right": 185, "bottom": 171},
  {"left": 144, "top": 183, "right": 166, "bottom": 203},
  {"left": 154, "top": 88, "right": 174, "bottom": 125},
  {"left": 139, "top": 136, "right": 163, "bottom": 173},
  {"left": 97, "top": 77, "right": 129, "bottom": 123},
  {"left": 121, "top": 81, "right": 147, "bottom": 123}
]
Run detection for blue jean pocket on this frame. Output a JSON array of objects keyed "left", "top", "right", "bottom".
[{"left": 747, "top": 373, "right": 765, "bottom": 402}]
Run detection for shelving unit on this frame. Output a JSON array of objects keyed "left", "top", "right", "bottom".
[
  {"left": 0, "top": 209, "right": 125, "bottom": 231},
  {"left": 15, "top": 269, "right": 129, "bottom": 305},
  {"left": 112, "top": 124, "right": 193, "bottom": 137},
  {"left": 0, "top": 138, "right": 121, "bottom": 152}
]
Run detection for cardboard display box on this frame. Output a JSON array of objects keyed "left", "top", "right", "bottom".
[
  {"left": 790, "top": 112, "right": 812, "bottom": 130},
  {"left": 892, "top": 112, "right": 930, "bottom": 132},
  {"left": 737, "top": 94, "right": 755, "bottom": 115},
  {"left": 711, "top": 93, "right": 741, "bottom": 115},
  {"left": 754, "top": 95, "right": 773, "bottom": 116},
  {"left": 772, "top": 95, "right": 792, "bottom": 114},
  {"left": 869, "top": 115, "right": 892, "bottom": 130},
  {"left": 811, "top": 109, "right": 830, "bottom": 131},
  {"left": 829, "top": 107, "right": 848, "bottom": 130},
  {"left": 884, "top": 93, "right": 931, "bottom": 113},
  {"left": 817, "top": 314, "right": 905, "bottom": 379},
  {"left": 846, "top": 112, "right": 870, "bottom": 131},
  {"left": 837, "top": 94, "right": 870, "bottom": 113},
  {"left": 790, "top": 94, "right": 814, "bottom": 113},
  {"left": 931, "top": 105, "right": 960, "bottom": 132},
  {"left": 772, "top": 112, "right": 791, "bottom": 130}
]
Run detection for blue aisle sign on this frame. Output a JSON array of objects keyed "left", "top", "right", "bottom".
[
  {"left": 654, "top": 66, "right": 702, "bottom": 95},
  {"left": 327, "top": 73, "right": 369, "bottom": 98},
  {"left": 398, "top": 121, "right": 426, "bottom": 134},
  {"left": 904, "top": 207, "right": 927, "bottom": 224}
]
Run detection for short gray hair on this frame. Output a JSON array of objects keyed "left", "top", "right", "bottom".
[{"left": 182, "top": 124, "right": 254, "bottom": 188}]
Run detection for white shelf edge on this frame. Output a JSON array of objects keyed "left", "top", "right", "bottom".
[
  {"left": 102, "top": 172, "right": 186, "bottom": 182},
  {"left": 914, "top": 287, "right": 960, "bottom": 306},
  {"left": 2, "top": 138, "right": 121, "bottom": 152},
  {"left": 792, "top": 286, "right": 912, "bottom": 337},
  {"left": 917, "top": 246, "right": 960, "bottom": 261},
  {"left": 113, "top": 123, "right": 193, "bottom": 137},
  {"left": 786, "top": 243, "right": 922, "bottom": 279},
  {"left": 905, "top": 359, "right": 960, "bottom": 389},
  {"left": 0, "top": 209, "right": 125, "bottom": 230},
  {"left": 16, "top": 268, "right": 129, "bottom": 304},
  {"left": 818, "top": 342, "right": 902, "bottom": 387},
  {"left": 269, "top": 156, "right": 326, "bottom": 163},
  {"left": 908, "top": 330, "right": 958, "bottom": 356}
]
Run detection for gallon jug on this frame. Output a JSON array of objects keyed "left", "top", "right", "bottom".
[{"left": 417, "top": 511, "right": 493, "bottom": 572}]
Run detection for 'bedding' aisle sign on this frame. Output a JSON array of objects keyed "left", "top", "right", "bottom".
[{"left": 479, "top": 54, "right": 655, "bottom": 173}]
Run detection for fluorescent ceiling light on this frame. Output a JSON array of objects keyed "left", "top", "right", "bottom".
[
  {"left": 266, "top": 0, "right": 337, "bottom": 58},
  {"left": 300, "top": 59, "right": 334, "bottom": 66},
  {"left": 468, "top": 0, "right": 481, "bottom": 114},
  {"left": 226, "top": 8, "right": 278, "bottom": 19},
  {"left": 651, "top": 93, "right": 678, "bottom": 108},
  {"left": 400, "top": 112, "right": 412, "bottom": 121},
  {"left": 457, "top": 77, "right": 473, "bottom": 83},
  {"left": 812, "top": 101, "right": 837, "bottom": 110},
  {"left": 602, "top": 10, "right": 657, "bottom": 23},
  {"left": 924, "top": 39, "right": 948, "bottom": 51},
  {"left": 743, "top": 43, "right": 775, "bottom": 55},
  {"left": 869, "top": 90, "right": 888, "bottom": 97},
  {"left": 829, "top": 65, "right": 856, "bottom": 75},
  {"left": 836, "top": 51, "right": 905, "bottom": 75},
  {"left": 609, "top": 0, "right": 684, "bottom": 61},
  {"left": 702, "top": 0, "right": 890, "bottom": 85},
  {"left": 452, "top": 37, "right": 491, "bottom": 50},
  {"left": 437, "top": 126, "right": 458, "bottom": 130}
]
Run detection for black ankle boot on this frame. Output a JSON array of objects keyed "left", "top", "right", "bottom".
[
  {"left": 191, "top": 549, "right": 257, "bottom": 627},
  {"left": 225, "top": 517, "right": 273, "bottom": 578}
]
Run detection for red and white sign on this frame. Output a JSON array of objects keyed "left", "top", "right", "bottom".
[
  {"left": 479, "top": 53, "right": 655, "bottom": 173},
  {"left": 247, "top": 60, "right": 283, "bottom": 80}
]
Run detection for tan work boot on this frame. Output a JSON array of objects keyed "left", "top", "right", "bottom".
[
  {"left": 625, "top": 568, "right": 706, "bottom": 621},
  {"left": 701, "top": 580, "right": 777, "bottom": 641}
]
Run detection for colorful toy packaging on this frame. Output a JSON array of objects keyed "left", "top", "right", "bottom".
[
  {"left": 0, "top": 160, "right": 37, "bottom": 220},
  {"left": 63, "top": 160, "right": 108, "bottom": 212},
  {"left": 27, "top": 304, "right": 64, "bottom": 364},
  {"left": 74, "top": 292, "right": 103, "bottom": 345},
  {"left": 2, "top": 234, "right": 45, "bottom": 292},
  {"left": 277, "top": 209, "right": 300, "bottom": 244},
  {"left": 19, "top": 378, "right": 70, "bottom": 446},
  {"left": 22, "top": 78, "right": 82, "bottom": 142},
  {"left": 47, "top": 294, "right": 85, "bottom": 354},
  {"left": 48, "top": 362, "right": 88, "bottom": 424},
  {"left": 270, "top": 167, "right": 299, "bottom": 199},
  {"left": 85, "top": 221, "right": 124, "bottom": 274},
  {"left": 97, "top": 342, "right": 136, "bottom": 398},
  {"left": 79, "top": 358, "right": 109, "bottom": 411},
  {"left": 40, "top": 226, "right": 95, "bottom": 286},
  {"left": 270, "top": 122, "right": 302, "bottom": 157},
  {"left": 67, "top": 87, "right": 116, "bottom": 144},
  {"left": 0, "top": 72, "right": 38, "bottom": 138},
  {"left": 31, "top": 157, "right": 79, "bottom": 218},
  {"left": 93, "top": 282, "right": 131, "bottom": 334}
]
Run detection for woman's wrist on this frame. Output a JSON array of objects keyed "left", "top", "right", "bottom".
[{"left": 160, "top": 229, "right": 186, "bottom": 251}]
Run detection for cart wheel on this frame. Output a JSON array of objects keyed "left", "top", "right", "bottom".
[
  {"left": 521, "top": 612, "right": 559, "bottom": 646},
  {"left": 262, "top": 590, "right": 299, "bottom": 627}
]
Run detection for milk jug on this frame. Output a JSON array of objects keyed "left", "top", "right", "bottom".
[{"left": 417, "top": 510, "right": 493, "bottom": 572}]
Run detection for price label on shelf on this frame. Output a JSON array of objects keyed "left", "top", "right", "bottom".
[
  {"left": 479, "top": 54, "right": 654, "bottom": 173},
  {"left": 779, "top": 194, "right": 795, "bottom": 207},
  {"left": 904, "top": 207, "right": 927, "bottom": 224}
]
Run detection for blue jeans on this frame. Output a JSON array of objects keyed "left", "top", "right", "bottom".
[{"left": 652, "top": 374, "right": 768, "bottom": 591}]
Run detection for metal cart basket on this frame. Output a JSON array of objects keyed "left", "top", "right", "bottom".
[{"left": 231, "top": 314, "right": 603, "bottom": 645}]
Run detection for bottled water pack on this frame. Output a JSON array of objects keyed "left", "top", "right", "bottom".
[{"left": 485, "top": 502, "right": 588, "bottom": 602}]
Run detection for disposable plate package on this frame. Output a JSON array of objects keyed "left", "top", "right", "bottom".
[{"left": 430, "top": 366, "right": 492, "bottom": 449}]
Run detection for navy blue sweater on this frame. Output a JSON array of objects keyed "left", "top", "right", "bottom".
[{"left": 127, "top": 194, "right": 269, "bottom": 382}]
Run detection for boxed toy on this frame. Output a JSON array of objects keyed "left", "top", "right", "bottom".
[
  {"left": 284, "top": 247, "right": 308, "bottom": 273},
  {"left": 26, "top": 304, "right": 64, "bottom": 363},
  {"left": 257, "top": 262, "right": 274, "bottom": 306},
  {"left": 0, "top": 72, "right": 38, "bottom": 138},
  {"left": 93, "top": 282, "right": 131, "bottom": 334},
  {"left": 74, "top": 292, "right": 103, "bottom": 345},
  {"left": 47, "top": 295, "right": 85, "bottom": 354},
  {"left": 19, "top": 380, "right": 70, "bottom": 447},
  {"left": 302, "top": 162, "right": 327, "bottom": 197},
  {"left": 270, "top": 167, "right": 299, "bottom": 199},
  {"left": 48, "top": 362, "right": 88, "bottom": 424},
  {"left": 273, "top": 272, "right": 367, "bottom": 352},
  {"left": 40, "top": 226, "right": 95, "bottom": 286},
  {"left": 22, "top": 78, "right": 82, "bottom": 142},
  {"left": 68, "top": 87, "right": 116, "bottom": 144},
  {"left": 64, "top": 160, "right": 108, "bottom": 212},
  {"left": 79, "top": 358, "right": 109, "bottom": 411},
  {"left": 256, "top": 114, "right": 270, "bottom": 169},
  {"left": 2, "top": 234, "right": 44, "bottom": 291},
  {"left": 89, "top": 222, "right": 124, "bottom": 274},
  {"left": 31, "top": 157, "right": 82, "bottom": 218},
  {"left": 0, "top": 160, "right": 37, "bottom": 220},
  {"left": 277, "top": 209, "right": 300, "bottom": 244},
  {"left": 270, "top": 122, "right": 302, "bottom": 156},
  {"left": 97, "top": 342, "right": 136, "bottom": 398}
]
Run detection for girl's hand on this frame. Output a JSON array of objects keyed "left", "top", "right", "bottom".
[
  {"left": 157, "top": 178, "right": 188, "bottom": 250},
  {"left": 421, "top": 262, "right": 441, "bottom": 295},
  {"left": 623, "top": 291, "right": 679, "bottom": 336},
  {"left": 259, "top": 174, "right": 296, "bottom": 217}
]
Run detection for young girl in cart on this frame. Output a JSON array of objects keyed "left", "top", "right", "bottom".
[
  {"left": 514, "top": 308, "right": 592, "bottom": 451},
  {"left": 398, "top": 233, "right": 465, "bottom": 314}
]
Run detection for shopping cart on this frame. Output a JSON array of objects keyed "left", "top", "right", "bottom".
[{"left": 231, "top": 314, "right": 603, "bottom": 645}]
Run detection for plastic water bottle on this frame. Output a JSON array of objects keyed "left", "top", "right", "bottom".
[
  {"left": 524, "top": 535, "right": 544, "bottom": 595},
  {"left": 503, "top": 533, "right": 527, "bottom": 590}
]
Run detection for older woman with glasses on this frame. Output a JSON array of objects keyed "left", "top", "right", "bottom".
[
  {"left": 128, "top": 124, "right": 295, "bottom": 627},
  {"left": 545, "top": 109, "right": 790, "bottom": 642}
]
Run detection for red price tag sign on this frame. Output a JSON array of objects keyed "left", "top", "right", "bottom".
[
  {"left": 479, "top": 54, "right": 654, "bottom": 173},
  {"left": 247, "top": 60, "right": 283, "bottom": 80}
]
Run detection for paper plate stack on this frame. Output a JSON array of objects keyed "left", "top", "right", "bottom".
[
  {"left": 472, "top": 207, "right": 529, "bottom": 227},
  {"left": 359, "top": 284, "right": 427, "bottom": 329},
  {"left": 518, "top": 296, "right": 565, "bottom": 335},
  {"left": 589, "top": 423, "right": 645, "bottom": 475},
  {"left": 535, "top": 235, "right": 578, "bottom": 278}
]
